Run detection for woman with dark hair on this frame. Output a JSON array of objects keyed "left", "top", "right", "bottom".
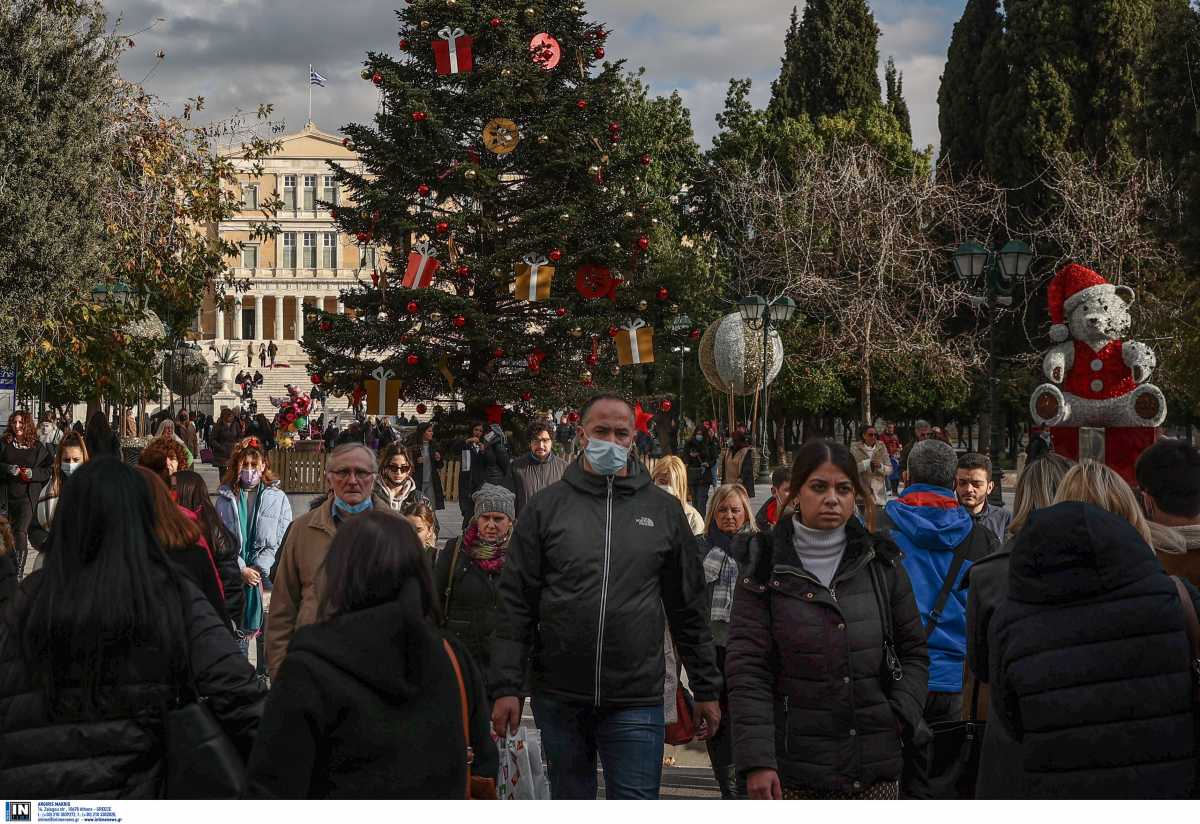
[
  {"left": 410, "top": 422, "right": 447, "bottom": 514},
  {"left": 0, "top": 458, "right": 263, "bottom": 797},
  {"left": 83, "top": 410, "right": 121, "bottom": 459},
  {"left": 32, "top": 432, "right": 89, "bottom": 552},
  {"left": 683, "top": 424, "right": 721, "bottom": 519},
  {"left": 720, "top": 428, "right": 756, "bottom": 498},
  {"left": 136, "top": 467, "right": 226, "bottom": 622},
  {"left": 210, "top": 407, "right": 242, "bottom": 476},
  {"left": 1, "top": 411, "right": 53, "bottom": 578},
  {"left": 175, "top": 470, "right": 245, "bottom": 634},
  {"left": 247, "top": 511, "right": 498, "bottom": 798},
  {"left": 375, "top": 443, "right": 431, "bottom": 512},
  {"left": 249, "top": 413, "right": 277, "bottom": 453},
  {"left": 726, "top": 440, "right": 929, "bottom": 799}
]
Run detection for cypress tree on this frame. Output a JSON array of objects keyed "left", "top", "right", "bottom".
[
  {"left": 768, "top": 6, "right": 804, "bottom": 121},
  {"left": 936, "top": 0, "right": 1006, "bottom": 178},
  {"left": 885, "top": 57, "right": 913, "bottom": 140},
  {"left": 782, "top": 0, "right": 882, "bottom": 120}
]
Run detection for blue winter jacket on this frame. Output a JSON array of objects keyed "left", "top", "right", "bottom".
[
  {"left": 215, "top": 483, "right": 294, "bottom": 574},
  {"left": 884, "top": 484, "right": 975, "bottom": 693}
]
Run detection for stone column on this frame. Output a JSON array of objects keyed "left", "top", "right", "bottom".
[
  {"left": 232, "top": 298, "right": 243, "bottom": 341},
  {"left": 274, "top": 295, "right": 284, "bottom": 341},
  {"left": 253, "top": 294, "right": 264, "bottom": 341},
  {"left": 296, "top": 296, "right": 306, "bottom": 340},
  {"left": 214, "top": 299, "right": 225, "bottom": 342}
]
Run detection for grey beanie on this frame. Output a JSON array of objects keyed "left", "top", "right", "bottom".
[
  {"left": 472, "top": 483, "right": 516, "bottom": 521},
  {"left": 908, "top": 439, "right": 959, "bottom": 490}
]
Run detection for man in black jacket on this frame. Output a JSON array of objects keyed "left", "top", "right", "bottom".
[{"left": 490, "top": 394, "right": 722, "bottom": 800}]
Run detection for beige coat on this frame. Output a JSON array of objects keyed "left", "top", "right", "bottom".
[
  {"left": 850, "top": 440, "right": 890, "bottom": 506},
  {"left": 265, "top": 494, "right": 396, "bottom": 680}
]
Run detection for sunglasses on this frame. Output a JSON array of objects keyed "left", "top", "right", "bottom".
[{"left": 386, "top": 463, "right": 412, "bottom": 473}]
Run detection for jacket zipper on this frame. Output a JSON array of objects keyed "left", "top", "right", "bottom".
[
  {"left": 594, "top": 476, "right": 614, "bottom": 707},
  {"left": 783, "top": 695, "right": 791, "bottom": 754}
]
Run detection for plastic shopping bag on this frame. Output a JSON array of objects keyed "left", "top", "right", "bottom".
[
  {"left": 498, "top": 728, "right": 550, "bottom": 800},
  {"left": 524, "top": 729, "right": 552, "bottom": 801}
]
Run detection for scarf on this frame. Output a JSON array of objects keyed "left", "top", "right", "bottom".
[
  {"left": 461, "top": 522, "right": 511, "bottom": 574},
  {"left": 702, "top": 526, "right": 740, "bottom": 624},
  {"left": 376, "top": 476, "right": 416, "bottom": 511},
  {"left": 238, "top": 485, "right": 265, "bottom": 635}
]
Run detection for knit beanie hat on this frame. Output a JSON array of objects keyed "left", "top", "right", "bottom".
[{"left": 473, "top": 483, "right": 516, "bottom": 521}]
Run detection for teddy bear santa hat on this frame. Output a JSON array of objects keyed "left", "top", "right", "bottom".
[{"left": 1047, "top": 263, "right": 1119, "bottom": 344}]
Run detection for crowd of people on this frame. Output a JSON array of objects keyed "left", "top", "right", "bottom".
[{"left": 0, "top": 395, "right": 1198, "bottom": 801}]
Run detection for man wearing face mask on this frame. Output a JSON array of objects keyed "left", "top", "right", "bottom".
[
  {"left": 490, "top": 394, "right": 723, "bottom": 800},
  {"left": 265, "top": 443, "right": 396, "bottom": 681}
]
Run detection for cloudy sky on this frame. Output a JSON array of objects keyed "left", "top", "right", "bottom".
[{"left": 110, "top": 0, "right": 963, "bottom": 152}]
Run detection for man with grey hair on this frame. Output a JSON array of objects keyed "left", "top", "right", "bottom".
[
  {"left": 265, "top": 442, "right": 397, "bottom": 680},
  {"left": 883, "top": 438, "right": 995, "bottom": 797},
  {"left": 899, "top": 419, "right": 932, "bottom": 488}
]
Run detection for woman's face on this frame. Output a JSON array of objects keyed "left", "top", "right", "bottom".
[
  {"left": 239, "top": 453, "right": 263, "bottom": 473},
  {"left": 653, "top": 471, "right": 679, "bottom": 500},
  {"left": 11, "top": 416, "right": 24, "bottom": 437},
  {"left": 478, "top": 512, "right": 512, "bottom": 542},
  {"left": 471, "top": 424, "right": 484, "bottom": 440},
  {"left": 165, "top": 455, "right": 179, "bottom": 475},
  {"left": 714, "top": 495, "right": 747, "bottom": 534},
  {"left": 61, "top": 446, "right": 84, "bottom": 466},
  {"left": 383, "top": 452, "right": 412, "bottom": 485},
  {"left": 406, "top": 516, "right": 436, "bottom": 548},
  {"left": 795, "top": 461, "right": 857, "bottom": 530},
  {"left": 423, "top": 426, "right": 435, "bottom": 442}
]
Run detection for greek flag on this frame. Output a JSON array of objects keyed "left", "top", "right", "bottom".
[{"left": 309, "top": 68, "right": 327, "bottom": 87}]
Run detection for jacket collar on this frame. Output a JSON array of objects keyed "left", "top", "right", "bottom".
[
  {"left": 562, "top": 454, "right": 651, "bottom": 497},
  {"left": 309, "top": 493, "right": 393, "bottom": 535},
  {"left": 766, "top": 514, "right": 884, "bottom": 583}
]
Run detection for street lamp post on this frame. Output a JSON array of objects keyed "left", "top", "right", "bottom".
[
  {"left": 953, "top": 240, "right": 1034, "bottom": 506},
  {"left": 669, "top": 314, "right": 692, "bottom": 453},
  {"left": 739, "top": 295, "right": 796, "bottom": 484}
]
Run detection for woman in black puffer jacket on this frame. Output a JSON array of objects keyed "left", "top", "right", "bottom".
[
  {"left": 727, "top": 440, "right": 929, "bottom": 800},
  {"left": 0, "top": 458, "right": 264, "bottom": 798}
]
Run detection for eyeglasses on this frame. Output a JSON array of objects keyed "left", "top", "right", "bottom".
[
  {"left": 386, "top": 463, "right": 411, "bottom": 473},
  {"left": 330, "top": 468, "right": 376, "bottom": 481}
]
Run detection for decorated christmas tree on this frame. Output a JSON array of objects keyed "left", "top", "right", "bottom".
[{"left": 302, "top": 1, "right": 705, "bottom": 414}]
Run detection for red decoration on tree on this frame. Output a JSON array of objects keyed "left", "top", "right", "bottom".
[
  {"left": 493, "top": 347, "right": 505, "bottom": 358},
  {"left": 417, "top": 183, "right": 431, "bottom": 197},
  {"left": 356, "top": 231, "right": 370, "bottom": 243},
  {"left": 548, "top": 248, "right": 563, "bottom": 262},
  {"left": 576, "top": 264, "right": 621, "bottom": 302},
  {"left": 403, "top": 241, "right": 440, "bottom": 288},
  {"left": 399, "top": 38, "right": 410, "bottom": 49},
  {"left": 371, "top": 72, "right": 382, "bottom": 86},
  {"left": 310, "top": 374, "right": 322, "bottom": 385},
  {"left": 453, "top": 315, "right": 467, "bottom": 328},
  {"left": 555, "top": 307, "right": 567, "bottom": 317},
  {"left": 689, "top": 329, "right": 701, "bottom": 341},
  {"left": 416, "top": 403, "right": 428, "bottom": 415},
  {"left": 527, "top": 349, "right": 546, "bottom": 373},
  {"left": 341, "top": 137, "right": 351, "bottom": 147},
  {"left": 521, "top": 391, "right": 532, "bottom": 402},
  {"left": 485, "top": 403, "right": 504, "bottom": 425},
  {"left": 637, "top": 235, "right": 650, "bottom": 251},
  {"left": 567, "top": 411, "right": 580, "bottom": 424},
  {"left": 412, "top": 111, "right": 428, "bottom": 122},
  {"left": 594, "top": 47, "right": 605, "bottom": 59},
  {"left": 576, "top": 99, "right": 588, "bottom": 109},
  {"left": 371, "top": 209, "right": 382, "bottom": 222},
  {"left": 456, "top": 264, "right": 470, "bottom": 277},
  {"left": 608, "top": 325, "right": 619, "bottom": 338},
  {"left": 330, "top": 209, "right": 338, "bottom": 219},
  {"left": 406, "top": 301, "right": 420, "bottom": 315},
  {"left": 433, "top": 28, "right": 474, "bottom": 76},
  {"left": 656, "top": 287, "right": 669, "bottom": 301},
  {"left": 660, "top": 399, "right": 673, "bottom": 413},
  {"left": 319, "top": 321, "right": 332, "bottom": 332},
  {"left": 436, "top": 221, "right": 450, "bottom": 234},
  {"left": 641, "top": 153, "right": 653, "bottom": 166},
  {"left": 634, "top": 403, "right": 654, "bottom": 435},
  {"left": 405, "top": 354, "right": 420, "bottom": 368},
  {"left": 370, "top": 270, "right": 380, "bottom": 287},
  {"left": 489, "top": 16, "right": 502, "bottom": 28}
]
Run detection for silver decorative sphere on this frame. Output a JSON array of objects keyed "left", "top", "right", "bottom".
[{"left": 698, "top": 313, "right": 784, "bottom": 396}]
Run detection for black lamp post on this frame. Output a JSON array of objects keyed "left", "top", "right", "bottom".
[
  {"left": 739, "top": 294, "right": 797, "bottom": 483},
  {"left": 953, "top": 240, "right": 1034, "bottom": 505},
  {"left": 669, "top": 313, "right": 693, "bottom": 454}
]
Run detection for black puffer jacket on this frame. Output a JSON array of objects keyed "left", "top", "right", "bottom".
[
  {"left": 490, "top": 457, "right": 721, "bottom": 706},
  {"left": 0, "top": 573, "right": 263, "bottom": 798},
  {"left": 992, "top": 502, "right": 1200, "bottom": 799},
  {"left": 726, "top": 516, "right": 930, "bottom": 793},
  {"left": 435, "top": 535, "right": 503, "bottom": 691}
]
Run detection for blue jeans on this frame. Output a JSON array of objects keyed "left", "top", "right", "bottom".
[{"left": 532, "top": 697, "right": 665, "bottom": 800}]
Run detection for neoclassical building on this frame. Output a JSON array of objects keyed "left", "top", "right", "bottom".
[{"left": 194, "top": 122, "right": 382, "bottom": 406}]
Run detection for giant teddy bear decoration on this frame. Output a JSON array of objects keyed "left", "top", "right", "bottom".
[{"left": 1029, "top": 263, "right": 1165, "bottom": 482}]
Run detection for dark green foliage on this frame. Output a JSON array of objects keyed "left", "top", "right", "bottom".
[
  {"left": 936, "top": 0, "right": 1005, "bottom": 177},
  {"left": 768, "top": 6, "right": 803, "bottom": 123},
  {"left": 885, "top": 57, "right": 912, "bottom": 140}
]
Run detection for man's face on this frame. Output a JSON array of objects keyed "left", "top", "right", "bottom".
[
  {"left": 328, "top": 448, "right": 376, "bottom": 505},
  {"left": 886, "top": 424, "right": 895, "bottom": 435},
  {"left": 773, "top": 481, "right": 791, "bottom": 507},
  {"left": 916, "top": 426, "right": 931, "bottom": 441},
  {"left": 955, "top": 468, "right": 992, "bottom": 514},
  {"left": 423, "top": 426, "right": 435, "bottom": 442},
  {"left": 579, "top": 400, "right": 635, "bottom": 451},
  {"left": 530, "top": 431, "right": 553, "bottom": 460}
]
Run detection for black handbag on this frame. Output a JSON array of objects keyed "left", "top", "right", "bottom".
[
  {"left": 924, "top": 674, "right": 985, "bottom": 799},
  {"left": 164, "top": 584, "right": 247, "bottom": 799}
]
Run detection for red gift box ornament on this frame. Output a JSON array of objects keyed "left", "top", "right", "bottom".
[
  {"left": 403, "top": 240, "right": 440, "bottom": 288},
  {"left": 433, "top": 26, "right": 474, "bottom": 76}
]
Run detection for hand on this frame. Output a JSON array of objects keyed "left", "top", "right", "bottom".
[
  {"left": 694, "top": 700, "right": 722, "bottom": 740},
  {"left": 492, "top": 696, "right": 522, "bottom": 738},
  {"left": 241, "top": 567, "right": 262, "bottom": 587},
  {"left": 746, "top": 769, "right": 782, "bottom": 800}
]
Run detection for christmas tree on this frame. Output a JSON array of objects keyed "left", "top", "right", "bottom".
[{"left": 302, "top": 1, "right": 701, "bottom": 413}]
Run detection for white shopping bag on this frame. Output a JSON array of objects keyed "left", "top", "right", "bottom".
[
  {"left": 524, "top": 729, "right": 552, "bottom": 800},
  {"left": 498, "top": 728, "right": 549, "bottom": 800}
]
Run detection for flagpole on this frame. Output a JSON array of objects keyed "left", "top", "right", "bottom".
[{"left": 307, "top": 64, "right": 313, "bottom": 124}]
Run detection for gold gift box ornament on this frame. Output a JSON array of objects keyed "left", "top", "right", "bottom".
[
  {"left": 514, "top": 253, "right": 554, "bottom": 302},
  {"left": 616, "top": 319, "right": 655, "bottom": 365}
]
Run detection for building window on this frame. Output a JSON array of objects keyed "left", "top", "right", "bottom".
[
  {"left": 303, "top": 232, "right": 318, "bottom": 268},
  {"left": 361, "top": 246, "right": 376, "bottom": 270},
  {"left": 282, "top": 233, "right": 297, "bottom": 268},
  {"left": 241, "top": 244, "right": 258, "bottom": 269},
  {"left": 303, "top": 175, "right": 317, "bottom": 211},
  {"left": 242, "top": 184, "right": 258, "bottom": 211},
  {"left": 322, "top": 232, "right": 337, "bottom": 268},
  {"left": 283, "top": 175, "right": 297, "bottom": 210},
  {"left": 323, "top": 175, "right": 338, "bottom": 206}
]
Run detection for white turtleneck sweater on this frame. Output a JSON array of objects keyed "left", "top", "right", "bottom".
[{"left": 791, "top": 517, "right": 848, "bottom": 589}]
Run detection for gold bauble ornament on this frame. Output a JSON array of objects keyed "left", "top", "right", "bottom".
[
  {"left": 651, "top": 217, "right": 660, "bottom": 226},
  {"left": 429, "top": 311, "right": 444, "bottom": 323},
  {"left": 610, "top": 365, "right": 621, "bottom": 377},
  {"left": 570, "top": 326, "right": 583, "bottom": 337},
  {"left": 559, "top": 212, "right": 571, "bottom": 222},
  {"left": 637, "top": 300, "right": 649, "bottom": 311},
  {"left": 447, "top": 0, "right": 457, "bottom": 6},
  {"left": 378, "top": 311, "right": 389, "bottom": 321},
  {"left": 670, "top": 303, "right": 680, "bottom": 314},
  {"left": 580, "top": 369, "right": 592, "bottom": 383},
  {"left": 525, "top": 8, "right": 536, "bottom": 19},
  {"left": 588, "top": 164, "right": 601, "bottom": 176},
  {"left": 537, "top": 134, "right": 550, "bottom": 145},
  {"left": 624, "top": 211, "right": 635, "bottom": 220},
  {"left": 501, "top": 67, "right": 512, "bottom": 78},
  {"left": 464, "top": 168, "right": 478, "bottom": 181},
  {"left": 322, "top": 373, "right": 334, "bottom": 384},
  {"left": 420, "top": 19, "right": 432, "bottom": 30},
  {"left": 482, "top": 117, "right": 520, "bottom": 154},
  {"left": 612, "top": 241, "right": 623, "bottom": 252}
]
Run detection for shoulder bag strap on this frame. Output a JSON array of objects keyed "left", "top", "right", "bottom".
[
  {"left": 443, "top": 639, "right": 474, "bottom": 799},
  {"left": 869, "top": 560, "right": 903, "bottom": 682},
  {"left": 925, "top": 525, "right": 985, "bottom": 639},
  {"left": 1171, "top": 576, "right": 1200, "bottom": 698},
  {"left": 442, "top": 539, "right": 462, "bottom": 621}
]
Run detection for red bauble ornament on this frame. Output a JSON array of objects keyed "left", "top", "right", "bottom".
[
  {"left": 406, "top": 301, "right": 419, "bottom": 315},
  {"left": 586, "top": 354, "right": 598, "bottom": 367},
  {"left": 641, "top": 153, "right": 653, "bottom": 166},
  {"left": 660, "top": 399, "right": 673, "bottom": 413},
  {"left": 493, "top": 347, "right": 505, "bottom": 358},
  {"left": 406, "top": 354, "right": 420, "bottom": 366},
  {"left": 417, "top": 183, "right": 431, "bottom": 197},
  {"left": 355, "top": 231, "right": 369, "bottom": 243},
  {"left": 607, "top": 325, "right": 619, "bottom": 338},
  {"left": 609, "top": 121, "right": 621, "bottom": 133},
  {"left": 310, "top": 374, "right": 322, "bottom": 385},
  {"left": 416, "top": 403, "right": 428, "bottom": 415},
  {"left": 637, "top": 235, "right": 650, "bottom": 251},
  {"left": 521, "top": 391, "right": 532, "bottom": 402},
  {"left": 576, "top": 99, "right": 588, "bottom": 109},
  {"left": 567, "top": 411, "right": 580, "bottom": 424},
  {"left": 319, "top": 321, "right": 332, "bottom": 332},
  {"left": 689, "top": 329, "right": 701, "bottom": 341},
  {"left": 371, "top": 72, "right": 382, "bottom": 86},
  {"left": 436, "top": 221, "right": 450, "bottom": 234},
  {"left": 489, "top": 16, "right": 502, "bottom": 28},
  {"left": 456, "top": 264, "right": 470, "bottom": 277},
  {"left": 549, "top": 248, "right": 563, "bottom": 262},
  {"left": 453, "top": 315, "right": 467, "bottom": 328},
  {"left": 656, "top": 287, "right": 669, "bottom": 301},
  {"left": 555, "top": 307, "right": 567, "bottom": 317},
  {"left": 610, "top": 134, "right": 621, "bottom": 144},
  {"left": 399, "top": 38, "right": 410, "bottom": 50},
  {"left": 412, "top": 111, "right": 428, "bottom": 122},
  {"left": 594, "top": 47, "right": 605, "bottom": 59}
]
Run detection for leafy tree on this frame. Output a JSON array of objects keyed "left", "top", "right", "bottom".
[
  {"left": 884, "top": 57, "right": 912, "bottom": 141},
  {"left": 936, "top": 0, "right": 1005, "bottom": 177},
  {"left": 304, "top": 3, "right": 704, "bottom": 410}
]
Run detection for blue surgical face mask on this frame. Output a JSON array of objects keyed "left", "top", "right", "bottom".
[
  {"left": 61, "top": 461, "right": 81, "bottom": 476},
  {"left": 334, "top": 496, "right": 374, "bottom": 516},
  {"left": 584, "top": 437, "right": 629, "bottom": 476}
]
